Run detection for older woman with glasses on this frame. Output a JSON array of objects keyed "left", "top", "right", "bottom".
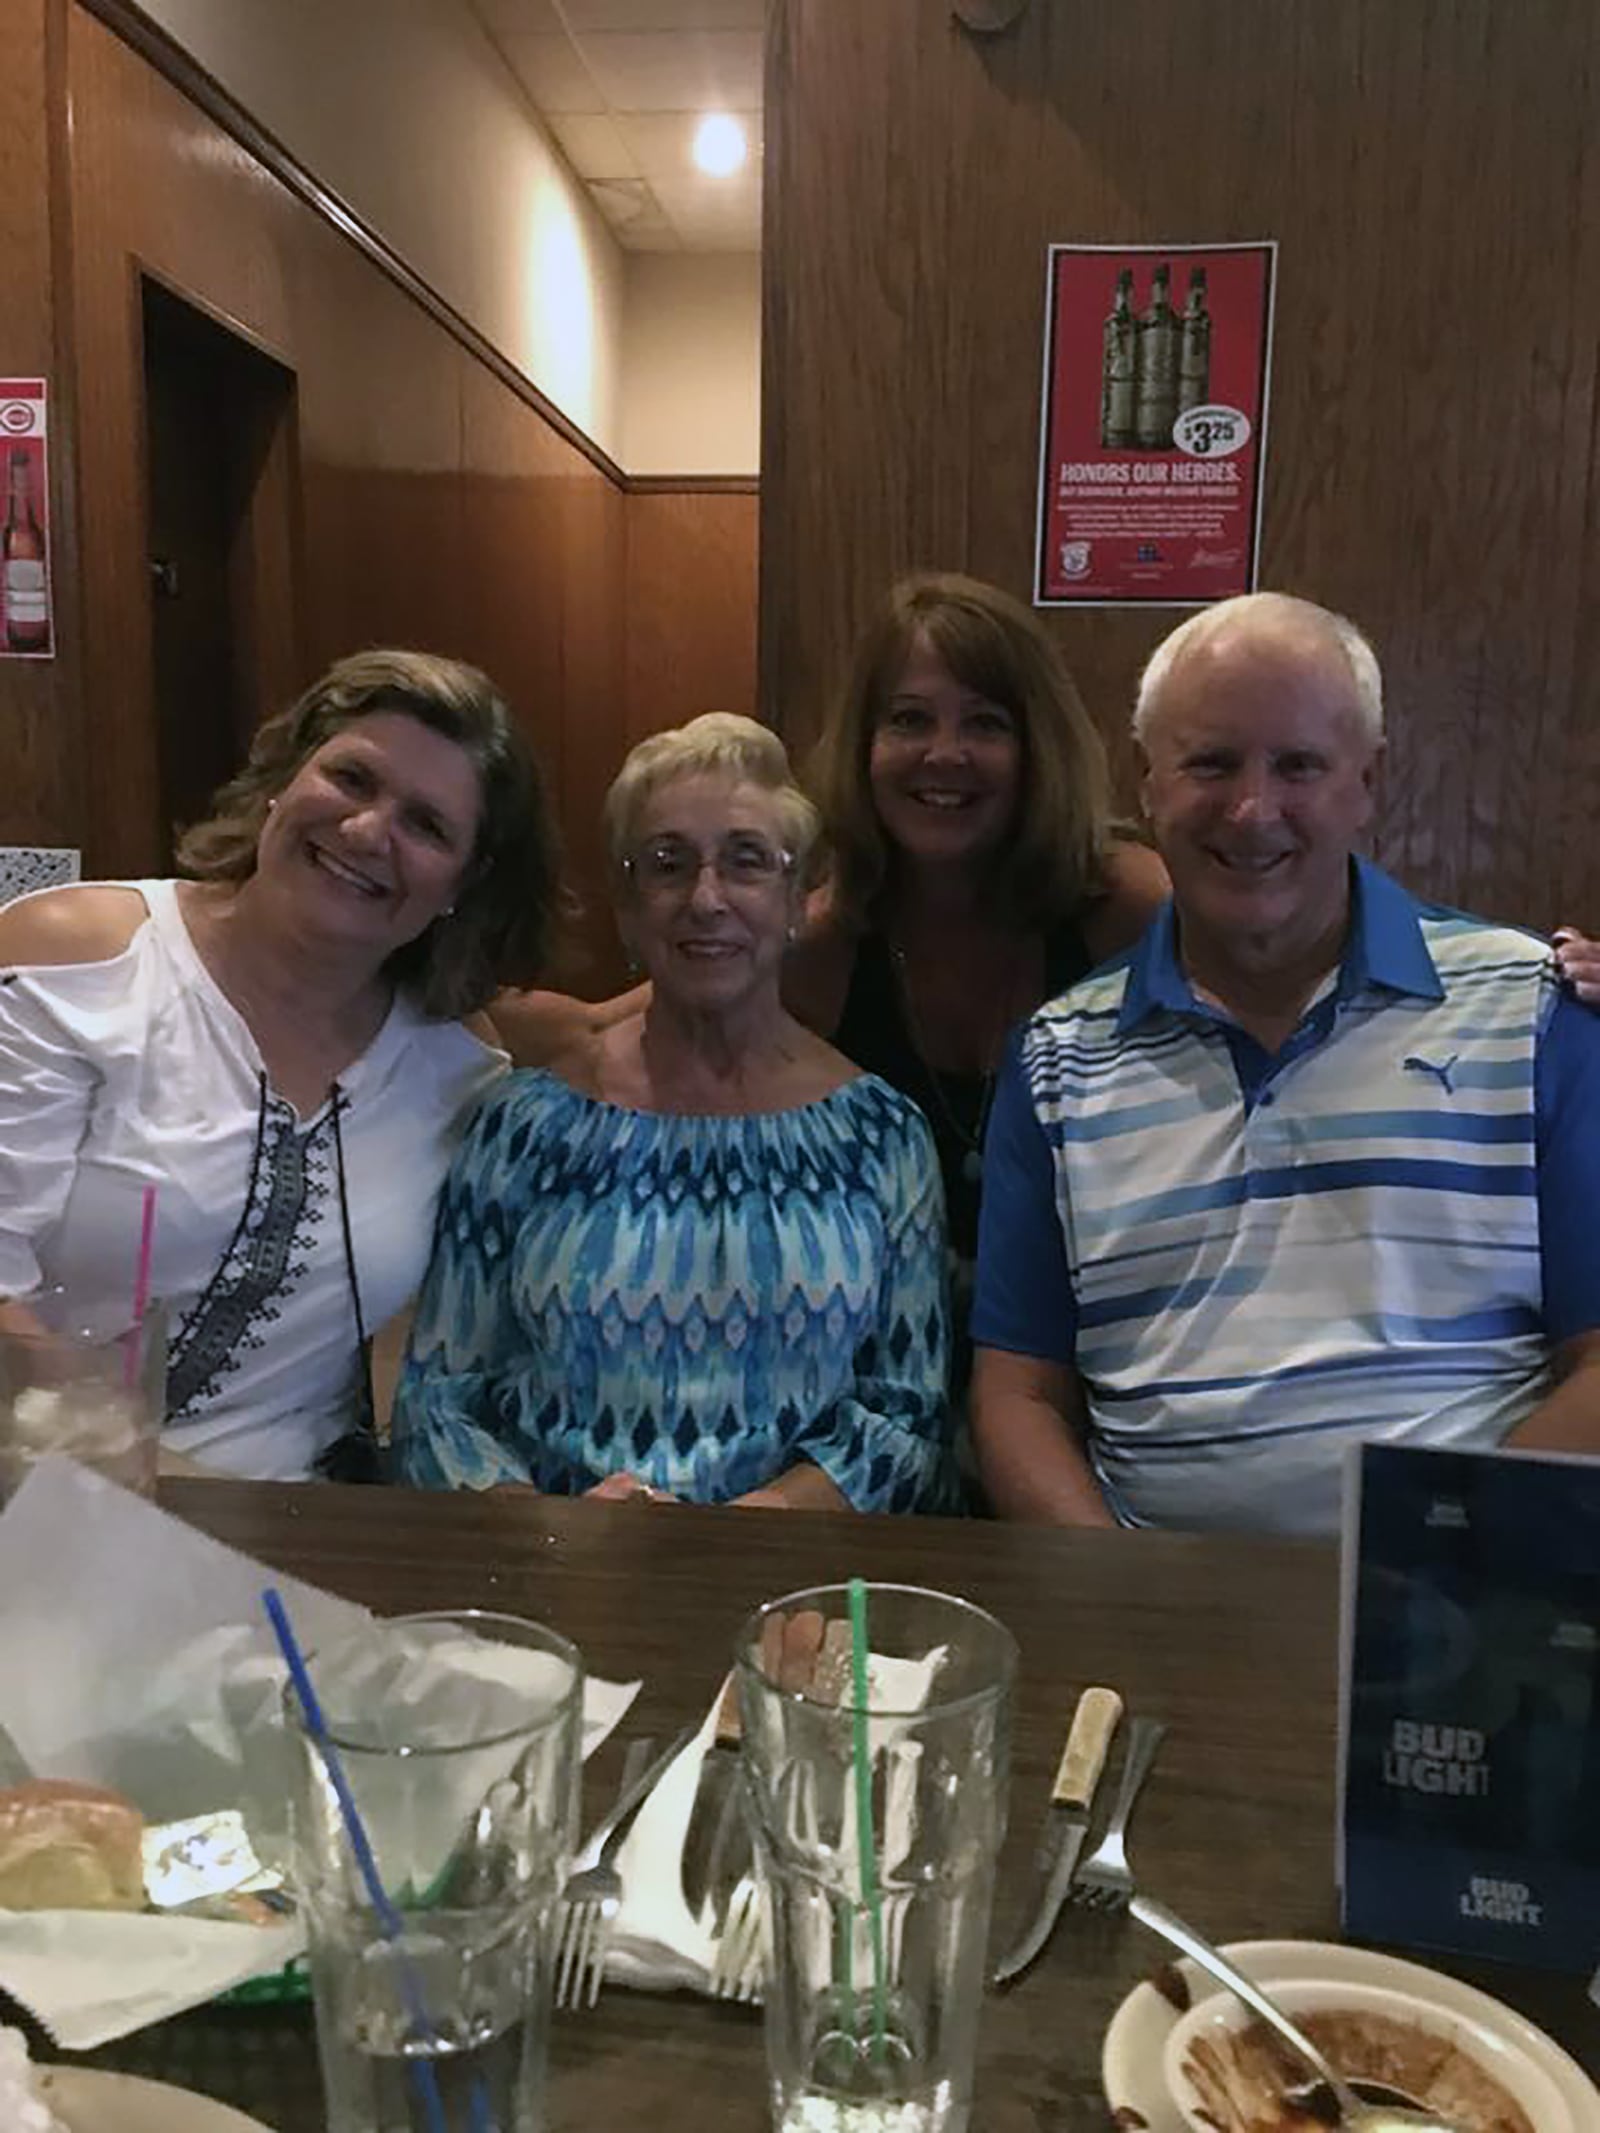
[{"left": 393, "top": 714, "right": 955, "bottom": 1512}]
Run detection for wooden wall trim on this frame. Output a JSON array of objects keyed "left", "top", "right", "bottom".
[
  {"left": 626, "top": 475, "right": 759, "bottom": 496},
  {"left": 79, "top": 0, "right": 631, "bottom": 491}
]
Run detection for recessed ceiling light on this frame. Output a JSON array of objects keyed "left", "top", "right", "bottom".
[{"left": 692, "top": 113, "right": 746, "bottom": 178}]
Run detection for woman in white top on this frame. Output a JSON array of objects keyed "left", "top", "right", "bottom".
[{"left": 0, "top": 650, "right": 560, "bottom": 1480}]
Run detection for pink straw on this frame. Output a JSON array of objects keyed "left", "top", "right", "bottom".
[{"left": 123, "top": 1185, "right": 158, "bottom": 1389}]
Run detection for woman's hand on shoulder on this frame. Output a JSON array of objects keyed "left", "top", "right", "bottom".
[
  {"left": 488, "top": 982, "right": 648, "bottom": 1069},
  {"left": 1552, "top": 928, "right": 1600, "bottom": 1006},
  {"left": 0, "top": 884, "right": 148, "bottom": 969},
  {"left": 1081, "top": 837, "right": 1170, "bottom": 964}
]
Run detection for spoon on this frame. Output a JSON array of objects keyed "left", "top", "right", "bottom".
[{"left": 1128, "top": 1893, "right": 1465, "bottom": 2133}]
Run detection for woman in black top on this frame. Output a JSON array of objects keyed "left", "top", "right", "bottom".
[{"left": 784, "top": 573, "right": 1167, "bottom": 1371}]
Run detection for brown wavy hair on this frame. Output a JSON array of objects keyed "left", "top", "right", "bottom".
[
  {"left": 806, "top": 572, "right": 1114, "bottom": 928},
  {"left": 176, "top": 649, "right": 565, "bottom": 1018}
]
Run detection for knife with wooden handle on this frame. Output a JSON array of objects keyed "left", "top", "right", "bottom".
[{"left": 990, "top": 1684, "right": 1122, "bottom": 1986}]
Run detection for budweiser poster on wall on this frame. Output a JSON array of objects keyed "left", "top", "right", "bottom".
[
  {"left": 1033, "top": 243, "right": 1275, "bottom": 607},
  {"left": 0, "top": 380, "right": 54, "bottom": 659}
]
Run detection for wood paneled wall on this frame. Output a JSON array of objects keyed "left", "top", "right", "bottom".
[
  {"left": 761, "top": 0, "right": 1600, "bottom": 932},
  {"left": 0, "top": 0, "right": 82, "bottom": 853},
  {"left": 624, "top": 490, "right": 760, "bottom": 748},
  {"left": 6, "top": 4, "right": 759, "bottom": 991},
  {"left": 66, "top": 3, "right": 634, "bottom": 973}
]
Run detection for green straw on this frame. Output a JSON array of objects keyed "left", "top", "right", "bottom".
[{"left": 846, "top": 1578, "right": 889, "bottom": 2063}]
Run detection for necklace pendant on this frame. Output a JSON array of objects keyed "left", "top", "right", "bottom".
[{"left": 962, "top": 1147, "right": 984, "bottom": 1185}]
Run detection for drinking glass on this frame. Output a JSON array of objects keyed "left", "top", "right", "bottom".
[
  {"left": 735, "top": 1583, "right": 1017, "bottom": 2133},
  {"left": 0, "top": 1289, "right": 165, "bottom": 1503},
  {"left": 286, "top": 1610, "right": 583, "bottom": 2133}
]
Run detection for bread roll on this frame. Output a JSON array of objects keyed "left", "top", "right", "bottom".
[{"left": 0, "top": 1779, "right": 145, "bottom": 1911}]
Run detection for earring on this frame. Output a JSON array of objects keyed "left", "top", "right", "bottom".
[{"left": 266, "top": 798, "right": 277, "bottom": 813}]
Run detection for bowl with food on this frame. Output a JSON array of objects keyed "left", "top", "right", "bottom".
[{"left": 1162, "top": 1974, "right": 1572, "bottom": 2133}]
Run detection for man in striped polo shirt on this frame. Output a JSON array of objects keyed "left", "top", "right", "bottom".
[{"left": 970, "top": 593, "right": 1600, "bottom": 1535}]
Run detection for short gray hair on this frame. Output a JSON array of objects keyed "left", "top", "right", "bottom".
[
  {"left": 603, "top": 713, "right": 820, "bottom": 880},
  {"left": 1133, "top": 592, "right": 1385, "bottom": 747}
]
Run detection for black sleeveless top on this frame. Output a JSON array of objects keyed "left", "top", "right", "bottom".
[{"left": 832, "top": 925, "right": 1095, "bottom": 1269}]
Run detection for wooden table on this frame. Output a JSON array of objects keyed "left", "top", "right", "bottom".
[{"left": 41, "top": 1480, "right": 1600, "bottom": 2128}]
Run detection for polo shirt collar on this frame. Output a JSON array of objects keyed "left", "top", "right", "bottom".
[
  {"left": 1117, "top": 901, "right": 1192, "bottom": 1034},
  {"left": 1116, "top": 855, "right": 1444, "bottom": 1037},
  {"left": 1341, "top": 855, "right": 1445, "bottom": 1003}
]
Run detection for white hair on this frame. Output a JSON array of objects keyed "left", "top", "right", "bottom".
[
  {"left": 1132, "top": 593, "right": 1385, "bottom": 746},
  {"left": 603, "top": 711, "right": 819, "bottom": 878}
]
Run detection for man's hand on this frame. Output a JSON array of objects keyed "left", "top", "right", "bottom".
[{"left": 970, "top": 1348, "right": 1118, "bottom": 1526}]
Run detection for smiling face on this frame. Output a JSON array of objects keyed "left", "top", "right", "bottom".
[
  {"left": 867, "top": 630, "right": 1022, "bottom": 873},
  {"left": 623, "top": 773, "right": 797, "bottom": 1017},
  {"left": 1139, "top": 621, "right": 1380, "bottom": 974},
  {"left": 253, "top": 710, "right": 482, "bottom": 958}
]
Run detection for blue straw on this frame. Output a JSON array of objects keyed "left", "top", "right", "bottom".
[{"left": 265, "top": 1589, "right": 494, "bottom": 2133}]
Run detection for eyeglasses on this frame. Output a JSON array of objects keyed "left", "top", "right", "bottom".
[{"left": 624, "top": 834, "right": 793, "bottom": 898}]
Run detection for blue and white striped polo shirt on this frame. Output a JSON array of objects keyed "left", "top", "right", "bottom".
[{"left": 972, "top": 860, "right": 1600, "bottom": 1535}]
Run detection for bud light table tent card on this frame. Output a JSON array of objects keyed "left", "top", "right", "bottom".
[{"left": 1337, "top": 1442, "right": 1600, "bottom": 1974}]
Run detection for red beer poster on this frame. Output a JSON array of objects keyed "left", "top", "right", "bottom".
[
  {"left": 1034, "top": 243, "right": 1275, "bottom": 607},
  {"left": 0, "top": 380, "right": 54, "bottom": 659}
]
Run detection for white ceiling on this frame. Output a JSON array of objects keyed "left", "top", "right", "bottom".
[{"left": 468, "top": 0, "right": 764, "bottom": 252}]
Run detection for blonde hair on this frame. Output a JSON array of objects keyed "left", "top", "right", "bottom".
[
  {"left": 807, "top": 572, "right": 1114, "bottom": 928},
  {"left": 603, "top": 713, "right": 820, "bottom": 883},
  {"left": 176, "top": 648, "right": 565, "bottom": 1017},
  {"left": 1134, "top": 592, "right": 1385, "bottom": 744}
]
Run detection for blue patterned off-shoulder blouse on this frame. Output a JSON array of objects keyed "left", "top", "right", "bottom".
[{"left": 393, "top": 1070, "right": 955, "bottom": 1512}]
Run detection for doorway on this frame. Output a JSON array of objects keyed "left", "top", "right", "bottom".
[{"left": 140, "top": 279, "right": 300, "bottom": 848}]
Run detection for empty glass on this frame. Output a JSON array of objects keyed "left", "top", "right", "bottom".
[
  {"left": 286, "top": 1610, "right": 583, "bottom": 2133},
  {"left": 0, "top": 1289, "right": 165, "bottom": 1502},
  {"left": 735, "top": 1583, "right": 1016, "bottom": 2133}
]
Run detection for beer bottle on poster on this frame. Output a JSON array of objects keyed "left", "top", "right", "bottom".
[
  {"left": 1134, "top": 262, "right": 1180, "bottom": 450},
  {"left": 1100, "top": 267, "right": 1137, "bottom": 448},
  {"left": 1178, "top": 266, "right": 1212, "bottom": 414},
  {"left": 3, "top": 450, "right": 49, "bottom": 654}
]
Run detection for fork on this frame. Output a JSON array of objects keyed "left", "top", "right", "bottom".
[
  {"left": 709, "top": 1734, "right": 795, "bottom": 2004},
  {"left": 712, "top": 1734, "right": 923, "bottom": 2005},
  {"left": 553, "top": 1726, "right": 693, "bottom": 2010},
  {"left": 1066, "top": 1715, "right": 1166, "bottom": 1911},
  {"left": 710, "top": 1881, "right": 920, "bottom": 2009},
  {"left": 708, "top": 1869, "right": 764, "bottom": 2002}
]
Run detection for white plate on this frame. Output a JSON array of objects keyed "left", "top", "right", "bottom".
[
  {"left": 1102, "top": 1938, "right": 1600, "bottom": 2133},
  {"left": 43, "top": 2066, "right": 277, "bottom": 2133}
]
